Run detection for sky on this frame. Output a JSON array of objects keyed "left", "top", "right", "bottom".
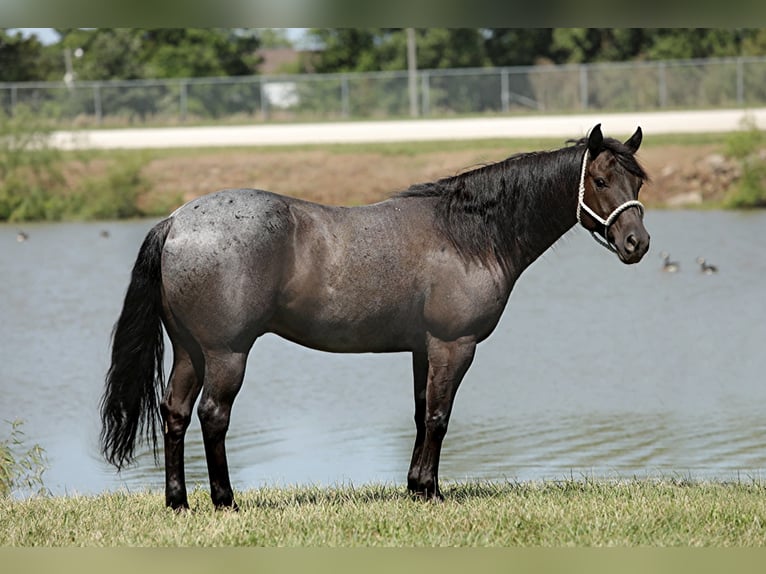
[{"left": 11, "top": 27, "right": 60, "bottom": 44}]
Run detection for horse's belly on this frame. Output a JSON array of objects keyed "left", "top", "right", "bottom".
[{"left": 268, "top": 297, "right": 422, "bottom": 353}]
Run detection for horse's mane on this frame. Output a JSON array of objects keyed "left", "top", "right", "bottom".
[{"left": 396, "top": 137, "right": 647, "bottom": 270}]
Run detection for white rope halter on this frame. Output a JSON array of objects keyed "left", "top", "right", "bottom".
[{"left": 577, "top": 148, "right": 644, "bottom": 254}]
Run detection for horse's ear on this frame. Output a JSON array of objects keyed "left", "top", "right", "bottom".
[
  {"left": 587, "top": 123, "right": 603, "bottom": 157},
  {"left": 624, "top": 126, "right": 642, "bottom": 153}
]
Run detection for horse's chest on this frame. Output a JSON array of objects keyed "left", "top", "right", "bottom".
[{"left": 422, "top": 268, "right": 509, "bottom": 341}]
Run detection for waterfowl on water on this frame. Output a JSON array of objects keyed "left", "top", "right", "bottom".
[
  {"left": 16, "top": 231, "right": 28, "bottom": 242},
  {"left": 100, "top": 229, "right": 110, "bottom": 238},
  {"left": 696, "top": 257, "right": 718, "bottom": 274},
  {"left": 660, "top": 251, "right": 679, "bottom": 272}
]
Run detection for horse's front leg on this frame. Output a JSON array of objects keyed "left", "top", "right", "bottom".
[
  {"left": 407, "top": 351, "right": 428, "bottom": 493},
  {"left": 409, "top": 335, "right": 476, "bottom": 501}
]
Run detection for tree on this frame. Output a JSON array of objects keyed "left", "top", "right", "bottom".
[
  {"left": 306, "top": 29, "right": 381, "bottom": 72},
  {"left": 548, "top": 28, "right": 653, "bottom": 64},
  {"left": 305, "top": 28, "right": 490, "bottom": 73},
  {"left": 644, "top": 29, "right": 745, "bottom": 60},
  {"left": 0, "top": 29, "right": 55, "bottom": 82},
  {"left": 54, "top": 28, "right": 260, "bottom": 81},
  {"left": 483, "top": 29, "right": 554, "bottom": 66},
  {"left": 57, "top": 28, "right": 145, "bottom": 81},
  {"left": 256, "top": 28, "right": 294, "bottom": 49},
  {"left": 141, "top": 29, "right": 260, "bottom": 78}
]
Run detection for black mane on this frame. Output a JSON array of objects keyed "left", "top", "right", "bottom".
[{"left": 397, "top": 137, "right": 647, "bottom": 271}]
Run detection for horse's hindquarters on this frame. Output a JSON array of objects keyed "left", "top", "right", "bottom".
[{"left": 161, "top": 190, "right": 294, "bottom": 350}]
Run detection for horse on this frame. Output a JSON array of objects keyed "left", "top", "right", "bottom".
[{"left": 100, "top": 123, "right": 650, "bottom": 510}]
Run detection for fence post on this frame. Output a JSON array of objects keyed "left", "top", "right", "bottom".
[
  {"left": 420, "top": 71, "right": 430, "bottom": 116},
  {"left": 11, "top": 84, "right": 17, "bottom": 114},
  {"left": 736, "top": 57, "right": 744, "bottom": 105},
  {"left": 341, "top": 75, "right": 350, "bottom": 118},
  {"left": 260, "top": 80, "right": 270, "bottom": 121},
  {"left": 501, "top": 68, "right": 509, "bottom": 113},
  {"left": 658, "top": 62, "right": 667, "bottom": 108},
  {"left": 179, "top": 81, "right": 188, "bottom": 122},
  {"left": 407, "top": 27, "right": 418, "bottom": 117},
  {"left": 93, "top": 84, "right": 102, "bottom": 125},
  {"left": 579, "top": 64, "right": 589, "bottom": 110}
]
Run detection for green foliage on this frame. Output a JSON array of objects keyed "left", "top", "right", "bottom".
[
  {"left": 54, "top": 28, "right": 260, "bottom": 82},
  {"left": 141, "top": 29, "right": 260, "bottom": 78},
  {"left": 7, "top": 28, "right": 766, "bottom": 86},
  {"left": 723, "top": 116, "right": 766, "bottom": 208},
  {"left": 68, "top": 28, "right": 146, "bottom": 80},
  {"left": 0, "top": 29, "right": 58, "bottom": 82},
  {"left": 0, "top": 105, "right": 66, "bottom": 221},
  {"left": 71, "top": 158, "right": 149, "bottom": 220},
  {"left": 483, "top": 29, "right": 554, "bottom": 66},
  {"left": 550, "top": 29, "right": 654, "bottom": 64},
  {"left": 304, "top": 28, "right": 766, "bottom": 73},
  {"left": 647, "top": 29, "right": 746, "bottom": 61},
  {"left": 0, "top": 106, "right": 153, "bottom": 221},
  {"left": 0, "top": 419, "right": 48, "bottom": 498}
]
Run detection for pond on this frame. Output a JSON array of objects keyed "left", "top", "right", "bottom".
[{"left": 1, "top": 210, "right": 765, "bottom": 496}]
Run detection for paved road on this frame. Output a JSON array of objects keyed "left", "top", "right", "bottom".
[{"left": 50, "top": 107, "right": 766, "bottom": 150}]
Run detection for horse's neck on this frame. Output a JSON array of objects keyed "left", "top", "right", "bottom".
[{"left": 507, "top": 151, "right": 580, "bottom": 272}]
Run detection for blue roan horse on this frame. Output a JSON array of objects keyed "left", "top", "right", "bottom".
[{"left": 100, "top": 124, "right": 650, "bottom": 510}]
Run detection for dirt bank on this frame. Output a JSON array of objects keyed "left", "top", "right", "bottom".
[{"left": 136, "top": 142, "right": 740, "bottom": 212}]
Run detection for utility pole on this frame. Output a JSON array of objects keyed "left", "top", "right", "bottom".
[
  {"left": 63, "top": 47, "right": 83, "bottom": 89},
  {"left": 406, "top": 28, "right": 418, "bottom": 117}
]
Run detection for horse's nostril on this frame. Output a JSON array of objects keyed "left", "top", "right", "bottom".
[{"left": 625, "top": 233, "right": 638, "bottom": 253}]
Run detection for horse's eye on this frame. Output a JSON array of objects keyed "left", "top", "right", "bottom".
[{"left": 594, "top": 177, "right": 607, "bottom": 189}]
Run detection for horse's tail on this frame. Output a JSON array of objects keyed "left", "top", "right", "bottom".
[{"left": 100, "top": 217, "right": 173, "bottom": 469}]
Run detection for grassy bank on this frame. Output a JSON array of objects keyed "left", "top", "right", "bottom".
[
  {"left": 3, "top": 108, "right": 765, "bottom": 223},
  {"left": 2, "top": 480, "right": 766, "bottom": 546}
]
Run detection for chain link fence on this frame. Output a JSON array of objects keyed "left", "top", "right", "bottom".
[{"left": 2, "top": 56, "right": 766, "bottom": 126}]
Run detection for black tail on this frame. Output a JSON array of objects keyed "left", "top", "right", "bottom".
[{"left": 100, "top": 218, "right": 173, "bottom": 469}]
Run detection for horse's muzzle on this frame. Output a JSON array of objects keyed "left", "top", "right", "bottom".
[{"left": 615, "top": 229, "right": 650, "bottom": 264}]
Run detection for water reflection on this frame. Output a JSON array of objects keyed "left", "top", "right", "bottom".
[{"left": 1, "top": 211, "right": 765, "bottom": 495}]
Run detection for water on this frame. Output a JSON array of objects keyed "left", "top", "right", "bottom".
[{"left": 1, "top": 211, "right": 765, "bottom": 496}]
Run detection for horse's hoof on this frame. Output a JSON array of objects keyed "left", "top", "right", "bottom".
[
  {"left": 409, "top": 488, "right": 443, "bottom": 502},
  {"left": 167, "top": 502, "right": 190, "bottom": 513}
]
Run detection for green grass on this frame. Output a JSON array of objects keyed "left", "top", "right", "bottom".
[
  {"left": 3, "top": 480, "right": 766, "bottom": 546},
  {"left": 722, "top": 117, "right": 766, "bottom": 208}
]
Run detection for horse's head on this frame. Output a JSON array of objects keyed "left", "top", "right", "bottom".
[{"left": 577, "top": 124, "right": 650, "bottom": 264}]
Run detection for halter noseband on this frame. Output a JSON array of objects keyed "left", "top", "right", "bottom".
[{"left": 577, "top": 148, "right": 644, "bottom": 254}]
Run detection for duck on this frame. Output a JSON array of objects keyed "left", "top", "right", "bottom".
[
  {"left": 660, "top": 251, "right": 679, "bottom": 272},
  {"left": 696, "top": 257, "right": 718, "bottom": 274},
  {"left": 99, "top": 229, "right": 110, "bottom": 238},
  {"left": 16, "top": 230, "right": 29, "bottom": 242}
]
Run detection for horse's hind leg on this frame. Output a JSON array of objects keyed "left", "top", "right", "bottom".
[
  {"left": 160, "top": 342, "right": 204, "bottom": 510},
  {"left": 197, "top": 349, "right": 248, "bottom": 510}
]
